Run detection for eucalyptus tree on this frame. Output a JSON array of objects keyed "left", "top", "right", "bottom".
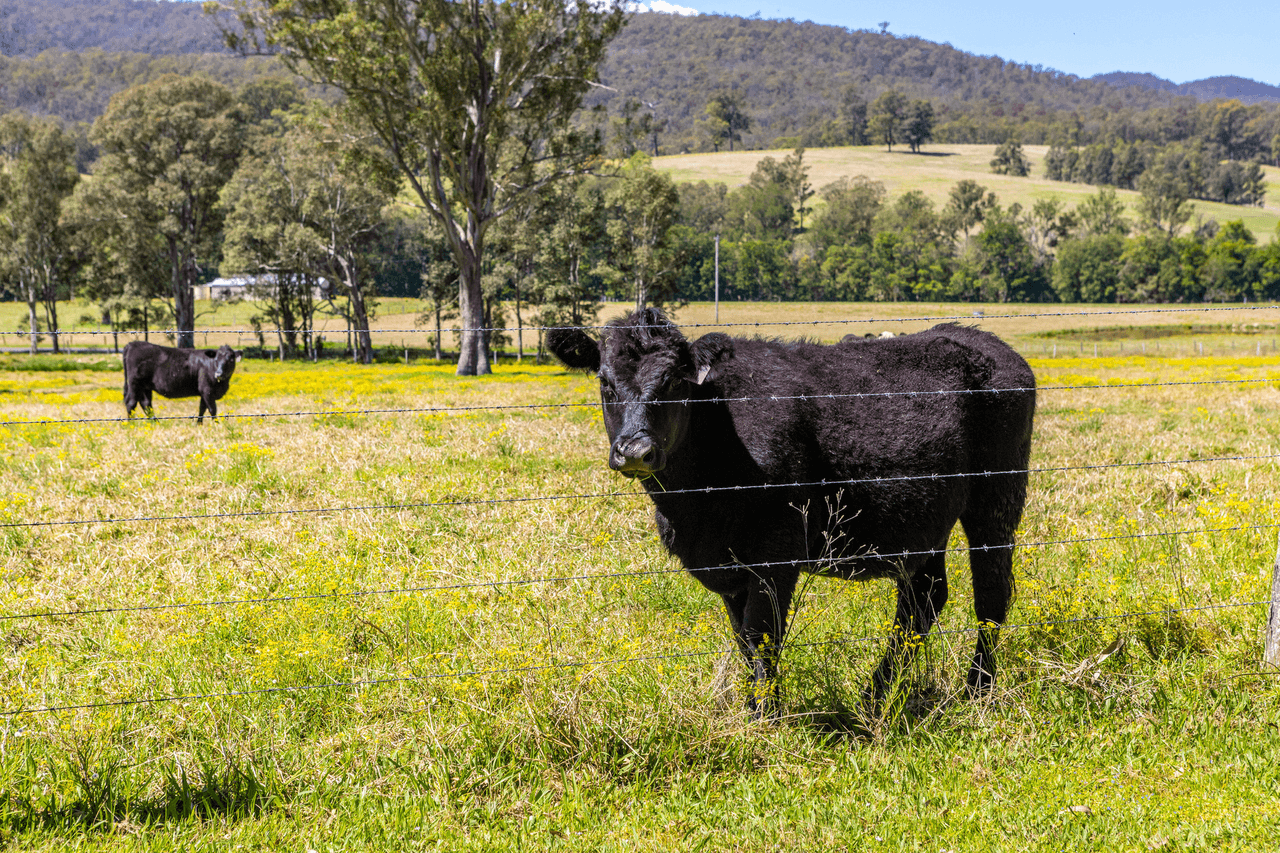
[
  {"left": 221, "top": 109, "right": 400, "bottom": 362},
  {"left": 87, "top": 75, "right": 245, "bottom": 348},
  {"left": 602, "top": 154, "right": 681, "bottom": 311},
  {"left": 215, "top": 0, "right": 627, "bottom": 375},
  {"left": 808, "top": 175, "right": 886, "bottom": 253},
  {"left": 1136, "top": 170, "right": 1193, "bottom": 238},
  {"left": 944, "top": 179, "right": 997, "bottom": 243},
  {"left": 700, "top": 91, "right": 751, "bottom": 152},
  {"left": 867, "top": 90, "right": 908, "bottom": 152},
  {"left": 990, "top": 139, "right": 1031, "bottom": 176},
  {"left": 902, "top": 100, "right": 934, "bottom": 153},
  {"left": 528, "top": 176, "right": 607, "bottom": 333},
  {"left": 0, "top": 113, "right": 80, "bottom": 354}
]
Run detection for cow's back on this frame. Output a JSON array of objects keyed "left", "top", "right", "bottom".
[
  {"left": 123, "top": 341, "right": 202, "bottom": 398},
  {"left": 123, "top": 341, "right": 163, "bottom": 382},
  {"left": 710, "top": 327, "right": 1030, "bottom": 482}
]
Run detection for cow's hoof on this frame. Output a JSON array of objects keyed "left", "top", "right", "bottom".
[{"left": 965, "top": 667, "right": 995, "bottom": 698}]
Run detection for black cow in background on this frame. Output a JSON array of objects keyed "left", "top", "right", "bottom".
[
  {"left": 123, "top": 341, "right": 241, "bottom": 423},
  {"left": 548, "top": 309, "right": 1036, "bottom": 715}
]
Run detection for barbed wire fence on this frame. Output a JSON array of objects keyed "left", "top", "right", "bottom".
[
  {"left": 3, "top": 305, "right": 1280, "bottom": 718},
  {"left": 4, "top": 303, "right": 1280, "bottom": 361}
]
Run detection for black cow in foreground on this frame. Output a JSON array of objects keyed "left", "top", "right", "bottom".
[
  {"left": 122, "top": 341, "right": 241, "bottom": 423},
  {"left": 548, "top": 309, "right": 1036, "bottom": 714}
]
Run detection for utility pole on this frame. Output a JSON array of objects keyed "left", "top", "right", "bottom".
[{"left": 714, "top": 233, "right": 720, "bottom": 323}]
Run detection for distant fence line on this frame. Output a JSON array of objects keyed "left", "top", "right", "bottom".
[{"left": 4, "top": 303, "right": 1280, "bottom": 341}]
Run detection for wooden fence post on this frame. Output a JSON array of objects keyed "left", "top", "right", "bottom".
[{"left": 1266, "top": 531, "right": 1280, "bottom": 670}]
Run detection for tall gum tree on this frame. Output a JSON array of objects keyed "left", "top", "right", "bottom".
[
  {"left": 89, "top": 75, "right": 244, "bottom": 348},
  {"left": 0, "top": 114, "right": 80, "bottom": 354},
  {"left": 220, "top": 110, "right": 399, "bottom": 363},
  {"left": 213, "top": 0, "right": 627, "bottom": 375}
]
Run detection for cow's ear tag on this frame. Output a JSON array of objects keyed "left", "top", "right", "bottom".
[{"left": 695, "top": 365, "right": 711, "bottom": 385}]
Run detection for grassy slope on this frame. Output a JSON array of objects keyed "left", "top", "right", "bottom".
[
  {"left": 3, "top": 312, "right": 1280, "bottom": 848},
  {"left": 654, "top": 144, "right": 1280, "bottom": 243}
]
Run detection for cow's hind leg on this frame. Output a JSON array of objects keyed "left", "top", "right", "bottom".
[
  {"left": 961, "top": 535, "right": 1013, "bottom": 696},
  {"left": 123, "top": 381, "right": 136, "bottom": 418},
  {"left": 141, "top": 389, "right": 154, "bottom": 419},
  {"left": 720, "top": 568, "right": 798, "bottom": 718},
  {"left": 872, "top": 550, "right": 948, "bottom": 701},
  {"left": 960, "top": 484, "right": 1023, "bottom": 695}
]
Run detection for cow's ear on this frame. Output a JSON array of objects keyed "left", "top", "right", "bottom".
[
  {"left": 688, "top": 333, "right": 733, "bottom": 385},
  {"left": 545, "top": 327, "right": 600, "bottom": 373}
]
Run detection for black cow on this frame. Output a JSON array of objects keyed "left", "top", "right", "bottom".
[
  {"left": 548, "top": 309, "right": 1035, "bottom": 713},
  {"left": 122, "top": 341, "right": 241, "bottom": 423}
]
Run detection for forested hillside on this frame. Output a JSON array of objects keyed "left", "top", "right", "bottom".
[
  {"left": 0, "top": 50, "right": 302, "bottom": 125},
  {"left": 5, "top": 1, "right": 1279, "bottom": 154},
  {"left": 0, "top": 0, "right": 229, "bottom": 57},
  {"left": 591, "top": 14, "right": 1183, "bottom": 151}
]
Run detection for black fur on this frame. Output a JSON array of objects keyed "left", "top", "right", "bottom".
[
  {"left": 548, "top": 309, "right": 1036, "bottom": 713},
  {"left": 122, "top": 341, "right": 240, "bottom": 423}
]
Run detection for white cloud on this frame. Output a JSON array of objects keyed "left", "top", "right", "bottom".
[{"left": 628, "top": 1, "right": 699, "bottom": 15}]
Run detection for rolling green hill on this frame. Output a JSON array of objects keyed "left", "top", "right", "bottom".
[{"left": 653, "top": 144, "right": 1280, "bottom": 241}]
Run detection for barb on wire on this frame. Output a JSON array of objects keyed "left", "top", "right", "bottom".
[
  {"left": 4, "top": 597, "right": 1271, "bottom": 717},
  {"left": 8, "top": 519, "right": 1278, "bottom": 623},
  {"left": 5, "top": 376, "right": 1279, "bottom": 428},
  {"left": 17, "top": 303, "right": 1280, "bottom": 339}
]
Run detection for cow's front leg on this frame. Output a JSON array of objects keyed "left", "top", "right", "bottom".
[
  {"left": 197, "top": 398, "right": 207, "bottom": 424},
  {"left": 871, "top": 552, "right": 948, "bottom": 702},
  {"left": 723, "top": 569, "right": 797, "bottom": 718}
]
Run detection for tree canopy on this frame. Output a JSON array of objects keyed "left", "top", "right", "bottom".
[{"left": 217, "top": 0, "right": 626, "bottom": 375}]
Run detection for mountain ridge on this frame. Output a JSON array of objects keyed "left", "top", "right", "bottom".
[
  {"left": 1092, "top": 72, "right": 1280, "bottom": 105},
  {"left": 4, "top": 0, "right": 1276, "bottom": 109}
]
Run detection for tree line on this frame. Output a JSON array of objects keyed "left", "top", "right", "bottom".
[{"left": 646, "top": 155, "right": 1280, "bottom": 306}]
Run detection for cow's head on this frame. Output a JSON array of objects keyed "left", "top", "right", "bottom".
[
  {"left": 547, "top": 308, "right": 733, "bottom": 478},
  {"left": 212, "top": 344, "right": 241, "bottom": 382}
]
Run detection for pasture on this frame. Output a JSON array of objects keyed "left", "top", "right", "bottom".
[
  {"left": 2, "top": 304, "right": 1280, "bottom": 850},
  {"left": 653, "top": 145, "right": 1280, "bottom": 243}
]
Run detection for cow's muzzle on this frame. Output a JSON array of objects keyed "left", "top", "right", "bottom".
[{"left": 609, "top": 434, "right": 664, "bottom": 477}]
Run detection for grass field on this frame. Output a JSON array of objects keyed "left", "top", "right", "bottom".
[
  {"left": 653, "top": 145, "right": 1280, "bottom": 243},
  {"left": 3, "top": 304, "right": 1280, "bottom": 850}
]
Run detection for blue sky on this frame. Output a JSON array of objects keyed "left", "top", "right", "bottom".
[{"left": 637, "top": 0, "right": 1280, "bottom": 86}]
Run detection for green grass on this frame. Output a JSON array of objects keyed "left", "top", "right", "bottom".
[
  {"left": 3, "top": 308, "right": 1280, "bottom": 850},
  {"left": 654, "top": 145, "right": 1280, "bottom": 243}
]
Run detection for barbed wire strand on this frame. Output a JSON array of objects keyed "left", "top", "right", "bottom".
[
  {"left": 3, "top": 451, "right": 1277, "bottom": 532},
  {"left": 5, "top": 375, "right": 1280, "bottom": 429},
  {"left": 18, "top": 303, "right": 1280, "bottom": 339},
  {"left": 3, "top": 597, "right": 1270, "bottom": 718},
  {"left": 8, "top": 519, "right": 1277, "bottom": 623}
]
